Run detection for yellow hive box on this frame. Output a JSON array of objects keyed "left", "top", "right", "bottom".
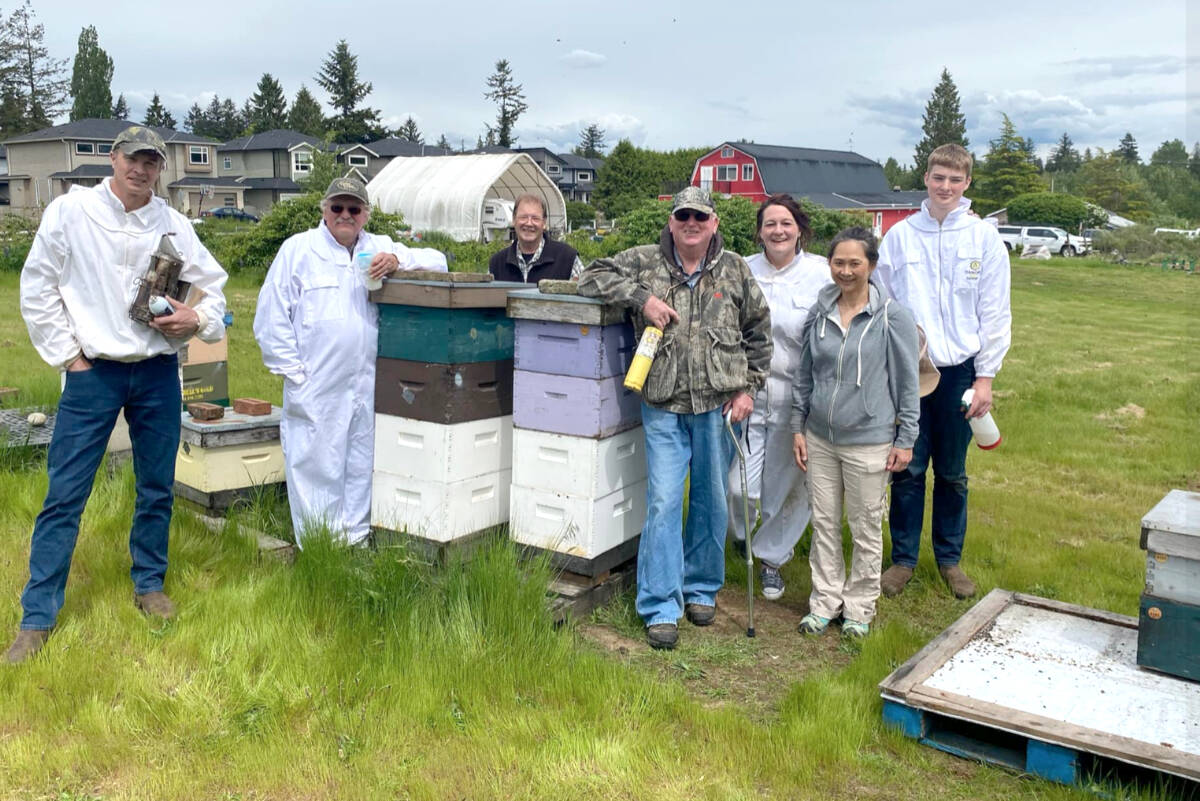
[{"left": 174, "top": 439, "right": 284, "bottom": 493}]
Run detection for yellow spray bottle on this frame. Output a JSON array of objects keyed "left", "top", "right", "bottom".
[{"left": 624, "top": 326, "right": 663, "bottom": 393}]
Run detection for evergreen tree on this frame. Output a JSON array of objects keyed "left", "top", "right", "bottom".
[
  {"left": 111, "top": 93, "right": 129, "bottom": 119},
  {"left": 1117, "top": 132, "right": 1139, "bottom": 164},
  {"left": 484, "top": 59, "right": 527, "bottom": 147},
  {"left": 1046, "top": 132, "right": 1081, "bottom": 173},
  {"left": 1075, "top": 150, "right": 1153, "bottom": 220},
  {"left": 1189, "top": 143, "right": 1200, "bottom": 180},
  {"left": 397, "top": 116, "right": 422, "bottom": 143},
  {"left": 0, "top": 85, "right": 26, "bottom": 139},
  {"left": 142, "top": 92, "right": 176, "bottom": 129},
  {"left": 436, "top": 133, "right": 451, "bottom": 150},
  {"left": 287, "top": 84, "right": 325, "bottom": 137},
  {"left": 574, "top": 123, "right": 606, "bottom": 158},
  {"left": 1083, "top": 147, "right": 1093, "bottom": 162},
  {"left": 183, "top": 102, "right": 204, "bottom": 134},
  {"left": 220, "top": 97, "right": 246, "bottom": 139},
  {"left": 971, "top": 113, "right": 1043, "bottom": 207},
  {"left": 7, "top": 0, "right": 69, "bottom": 131},
  {"left": 316, "top": 39, "right": 383, "bottom": 143},
  {"left": 882, "top": 156, "right": 913, "bottom": 189},
  {"left": 1149, "top": 139, "right": 1188, "bottom": 168},
  {"left": 912, "top": 68, "right": 968, "bottom": 180},
  {"left": 69, "top": 25, "right": 112, "bottom": 121},
  {"left": 248, "top": 73, "right": 288, "bottom": 132}
]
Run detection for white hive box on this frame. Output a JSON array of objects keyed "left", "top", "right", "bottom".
[
  {"left": 1140, "top": 489, "right": 1200, "bottom": 606},
  {"left": 175, "top": 440, "right": 284, "bottom": 493},
  {"left": 371, "top": 469, "right": 510, "bottom": 543},
  {"left": 374, "top": 414, "right": 512, "bottom": 482},
  {"left": 511, "top": 426, "right": 646, "bottom": 498},
  {"left": 509, "top": 479, "right": 646, "bottom": 563}
]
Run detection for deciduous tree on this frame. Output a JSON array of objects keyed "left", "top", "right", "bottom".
[
  {"left": 7, "top": 0, "right": 68, "bottom": 131},
  {"left": 1150, "top": 139, "right": 1188, "bottom": 168},
  {"left": 912, "top": 68, "right": 968, "bottom": 180},
  {"left": 484, "top": 59, "right": 526, "bottom": 148},
  {"left": 69, "top": 25, "right": 112, "bottom": 121}
]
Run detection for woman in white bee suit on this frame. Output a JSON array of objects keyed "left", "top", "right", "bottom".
[
  {"left": 727, "top": 195, "right": 831, "bottom": 599},
  {"left": 254, "top": 178, "right": 446, "bottom": 546}
]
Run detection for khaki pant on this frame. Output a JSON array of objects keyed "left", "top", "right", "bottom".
[{"left": 805, "top": 431, "right": 891, "bottom": 623}]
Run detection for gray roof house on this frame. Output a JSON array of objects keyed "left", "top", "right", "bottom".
[
  {"left": 337, "top": 138, "right": 454, "bottom": 182},
  {"left": 217, "top": 129, "right": 331, "bottom": 213},
  {"left": 2, "top": 118, "right": 243, "bottom": 216},
  {"left": 555, "top": 153, "right": 603, "bottom": 204}
]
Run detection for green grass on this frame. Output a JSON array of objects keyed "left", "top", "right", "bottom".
[{"left": 0, "top": 260, "right": 1196, "bottom": 800}]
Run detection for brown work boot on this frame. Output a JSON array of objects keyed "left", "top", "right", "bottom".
[
  {"left": 939, "top": 565, "right": 977, "bottom": 599},
  {"left": 5, "top": 629, "right": 50, "bottom": 664},
  {"left": 134, "top": 591, "right": 176, "bottom": 620},
  {"left": 880, "top": 565, "right": 914, "bottom": 598}
]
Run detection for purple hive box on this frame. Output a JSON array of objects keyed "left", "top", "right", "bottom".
[
  {"left": 514, "top": 319, "right": 635, "bottom": 379},
  {"left": 512, "top": 370, "right": 641, "bottom": 438}
]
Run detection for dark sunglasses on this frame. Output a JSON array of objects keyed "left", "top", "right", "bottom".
[
  {"left": 330, "top": 204, "right": 363, "bottom": 216},
  {"left": 673, "top": 209, "right": 710, "bottom": 223}
]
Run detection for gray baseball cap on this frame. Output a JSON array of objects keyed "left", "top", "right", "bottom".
[
  {"left": 324, "top": 176, "right": 369, "bottom": 205},
  {"left": 672, "top": 186, "right": 715, "bottom": 215},
  {"left": 113, "top": 126, "right": 167, "bottom": 161}
]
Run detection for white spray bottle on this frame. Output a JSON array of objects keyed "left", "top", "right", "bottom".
[{"left": 961, "top": 389, "right": 1001, "bottom": 450}]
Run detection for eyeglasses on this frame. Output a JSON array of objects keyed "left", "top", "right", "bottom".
[
  {"left": 673, "top": 209, "right": 710, "bottom": 223},
  {"left": 330, "top": 204, "right": 363, "bottom": 216},
  {"left": 516, "top": 214, "right": 544, "bottom": 224}
]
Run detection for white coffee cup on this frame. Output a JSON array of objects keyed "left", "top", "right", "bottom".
[{"left": 357, "top": 251, "right": 382, "bottom": 290}]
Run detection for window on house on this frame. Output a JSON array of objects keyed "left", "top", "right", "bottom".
[
  {"left": 547, "top": 164, "right": 561, "bottom": 175},
  {"left": 293, "top": 151, "right": 312, "bottom": 173},
  {"left": 742, "top": 164, "right": 754, "bottom": 181},
  {"left": 97, "top": 144, "right": 112, "bottom": 154},
  {"left": 577, "top": 171, "right": 591, "bottom": 182},
  {"left": 347, "top": 154, "right": 369, "bottom": 167},
  {"left": 721, "top": 147, "right": 733, "bottom": 158},
  {"left": 75, "top": 142, "right": 95, "bottom": 155},
  {"left": 189, "top": 146, "right": 209, "bottom": 165},
  {"left": 223, "top": 156, "right": 232, "bottom": 170},
  {"left": 716, "top": 165, "right": 738, "bottom": 181}
]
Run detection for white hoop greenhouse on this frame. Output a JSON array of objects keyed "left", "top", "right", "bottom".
[{"left": 366, "top": 153, "right": 567, "bottom": 241}]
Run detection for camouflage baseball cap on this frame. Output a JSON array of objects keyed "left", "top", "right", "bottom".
[
  {"left": 672, "top": 186, "right": 715, "bottom": 215},
  {"left": 324, "top": 176, "right": 369, "bottom": 205},
  {"left": 113, "top": 125, "right": 167, "bottom": 161}
]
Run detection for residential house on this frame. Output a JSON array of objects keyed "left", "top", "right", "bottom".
[
  {"left": 690, "top": 142, "right": 929, "bottom": 235},
  {"left": 337, "top": 138, "right": 454, "bottom": 182},
  {"left": 217, "top": 129, "right": 334, "bottom": 213},
  {"left": 2, "top": 118, "right": 243, "bottom": 216},
  {"left": 555, "top": 153, "right": 602, "bottom": 204},
  {"left": 516, "top": 147, "right": 567, "bottom": 182}
]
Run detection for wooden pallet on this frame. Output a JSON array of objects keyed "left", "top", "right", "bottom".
[
  {"left": 879, "top": 589, "right": 1200, "bottom": 787},
  {"left": 174, "top": 481, "right": 286, "bottom": 514},
  {"left": 549, "top": 557, "right": 636, "bottom": 625}
]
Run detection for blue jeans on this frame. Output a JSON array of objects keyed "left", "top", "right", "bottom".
[
  {"left": 888, "top": 359, "right": 975, "bottom": 569},
  {"left": 20, "top": 355, "right": 182, "bottom": 630},
  {"left": 638, "top": 402, "right": 736, "bottom": 627}
]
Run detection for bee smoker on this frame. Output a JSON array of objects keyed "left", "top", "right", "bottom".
[{"left": 129, "top": 234, "right": 191, "bottom": 324}]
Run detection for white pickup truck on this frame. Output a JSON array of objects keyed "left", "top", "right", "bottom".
[{"left": 996, "top": 225, "right": 1091, "bottom": 257}]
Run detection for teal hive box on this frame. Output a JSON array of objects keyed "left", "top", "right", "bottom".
[{"left": 378, "top": 305, "right": 514, "bottom": 363}]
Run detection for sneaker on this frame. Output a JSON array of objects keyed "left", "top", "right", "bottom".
[
  {"left": 646, "top": 623, "right": 678, "bottom": 650},
  {"left": 797, "top": 613, "right": 831, "bottom": 634},
  {"left": 684, "top": 603, "right": 716, "bottom": 627},
  {"left": 880, "top": 565, "right": 914, "bottom": 598},
  {"left": 4, "top": 629, "right": 49, "bottom": 664},
  {"left": 939, "top": 565, "right": 977, "bottom": 599},
  {"left": 760, "top": 564, "right": 784, "bottom": 600},
  {"left": 134, "top": 591, "right": 176, "bottom": 620},
  {"left": 842, "top": 619, "right": 870, "bottom": 638}
]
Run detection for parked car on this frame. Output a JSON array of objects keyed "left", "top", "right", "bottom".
[
  {"left": 201, "top": 207, "right": 260, "bottom": 222},
  {"left": 996, "top": 225, "right": 1090, "bottom": 257}
]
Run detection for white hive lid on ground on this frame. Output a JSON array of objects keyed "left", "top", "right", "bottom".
[
  {"left": 367, "top": 153, "right": 566, "bottom": 241},
  {"left": 1140, "top": 489, "right": 1200, "bottom": 558}
]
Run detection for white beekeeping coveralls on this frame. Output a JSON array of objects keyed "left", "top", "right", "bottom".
[{"left": 254, "top": 222, "right": 446, "bottom": 545}]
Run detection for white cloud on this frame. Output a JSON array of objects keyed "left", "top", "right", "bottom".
[
  {"left": 560, "top": 49, "right": 606, "bottom": 69},
  {"left": 513, "top": 113, "right": 645, "bottom": 153}
]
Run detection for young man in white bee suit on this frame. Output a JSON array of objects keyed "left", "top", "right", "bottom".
[{"left": 254, "top": 177, "right": 446, "bottom": 546}]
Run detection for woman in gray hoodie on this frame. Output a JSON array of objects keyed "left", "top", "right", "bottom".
[{"left": 790, "top": 227, "right": 920, "bottom": 638}]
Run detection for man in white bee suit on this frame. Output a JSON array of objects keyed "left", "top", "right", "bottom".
[{"left": 254, "top": 177, "right": 446, "bottom": 546}]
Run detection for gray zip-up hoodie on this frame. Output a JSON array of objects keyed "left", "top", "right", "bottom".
[{"left": 790, "top": 278, "right": 920, "bottom": 449}]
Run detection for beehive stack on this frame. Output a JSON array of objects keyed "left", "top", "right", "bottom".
[
  {"left": 505, "top": 288, "right": 645, "bottom": 576},
  {"left": 1137, "top": 489, "right": 1200, "bottom": 682},
  {"left": 174, "top": 403, "right": 284, "bottom": 514},
  {"left": 370, "top": 276, "right": 527, "bottom": 546}
]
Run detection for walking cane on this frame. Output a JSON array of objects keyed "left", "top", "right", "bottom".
[{"left": 725, "top": 409, "right": 755, "bottom": 638}]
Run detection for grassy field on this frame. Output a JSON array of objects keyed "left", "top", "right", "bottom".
[{"left": 0, "top": 258, "right": 1196, "bottom": 800}]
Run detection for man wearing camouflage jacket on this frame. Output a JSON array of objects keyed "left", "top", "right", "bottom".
[{"left": 578, "top": 187, "right": 771, "bottom": 650}]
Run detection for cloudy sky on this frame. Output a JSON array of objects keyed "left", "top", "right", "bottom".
[{"left": 44, "top": 0, "right": 1196, "bottom": 164}]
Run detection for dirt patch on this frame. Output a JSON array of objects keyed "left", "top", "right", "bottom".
[
  {"left": 1095, "top": 403, "right": 1145, "bottom": 429},
  {"left": 579, "top": 586, "right": 856, "bottom": 720}
]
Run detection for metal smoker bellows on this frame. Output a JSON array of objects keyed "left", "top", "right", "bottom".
[{"left": 129, "top": 234, "right": 191, "bottom": 324}]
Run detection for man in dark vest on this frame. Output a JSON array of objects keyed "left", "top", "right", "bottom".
[{"left": 488, "top": 193, "right": 584, "bottom": 282}]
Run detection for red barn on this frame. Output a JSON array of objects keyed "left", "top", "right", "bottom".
[{"left": 689, "top": 142, "right": 928, "bottom": 236}]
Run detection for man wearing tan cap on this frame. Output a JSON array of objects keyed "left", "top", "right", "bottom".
[
  {"left": 8, "top": 126, "right": 228, "bottom": 664},
  {"left": 254, "top": 176, "right": 444, "bottom": 547},
  {"left": 579, "top": 187, "right": 771, "bottom": 650}
]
